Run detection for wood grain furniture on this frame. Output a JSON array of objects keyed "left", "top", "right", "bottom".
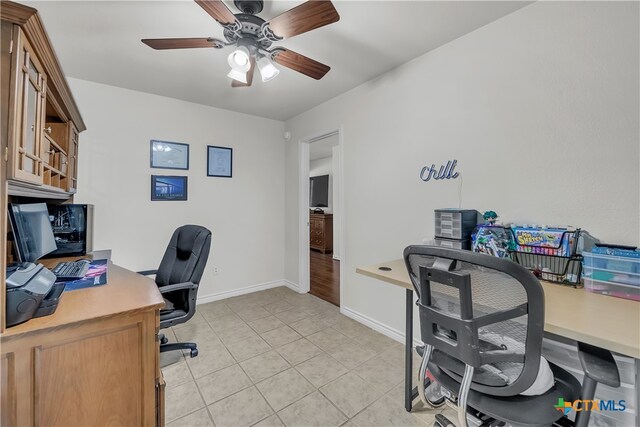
[
  {"left": 1, "top": 1, "right": 85, "bottom": 197},
  {"left": 310, "top": 213, "right": 333, "bottom": 254},
  {"left": 1, "top": 0, "right": 86, "bottom": 332},
  {"left": 356, "top": 259, "right": 640, "bottom": 423},
  {"left": 1, "top": 254, "right": 165, "bottom": 426}
]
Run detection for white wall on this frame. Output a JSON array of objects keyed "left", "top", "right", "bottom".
[
  {"left": 284, "top": 2, "right": 640, "bottom": 338},
  {"left": 70, "top": 78, "right": 286, "bottom": 301},
  {"left": 309, "top": 157, "right": 332, "bottom": 177}
]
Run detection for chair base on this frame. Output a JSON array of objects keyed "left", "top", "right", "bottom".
[
  {"left": 160, "top": 334, "right": 169, "bottom": 344},
  {"left": 160, "top": 341, "right": 198, "bottom": 358},
  {"left": 429, "top": 362, "right": 582, "bottom": 427}
]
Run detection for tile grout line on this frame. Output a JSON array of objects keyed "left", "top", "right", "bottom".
[
  {"left": 176, "top": 312, "right": 230, "bottom": 427},
  {"left": 166, "top": 288, "right": 410, "bottom": 426}
]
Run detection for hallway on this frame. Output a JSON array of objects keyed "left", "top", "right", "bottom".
[{"left": 309, "top": 250, "right": 340, "bottom": 306}]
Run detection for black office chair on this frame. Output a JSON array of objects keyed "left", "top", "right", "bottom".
[
  {"left": 139, "top": 225, "right": 211, "bottom": 358},
  {"left": 404, "top": 246, "right": 620, "bottom": 427}
]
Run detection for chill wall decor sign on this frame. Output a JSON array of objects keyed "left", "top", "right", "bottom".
[{"left": 420, "top": 160, "right": 459, "bottom": 182}]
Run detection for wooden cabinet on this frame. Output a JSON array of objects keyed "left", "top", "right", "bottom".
[
  {"left": 310, "top": 213, "right": 333, "bottom": 254},
  {"left": 1, "top": 0, "right": 87, "bottom": 328},
  {"left": 1, "top": 2, "right": 86, "bottom": 199},
  {"left": 7, "top": 26, "right": 46, "bottom": 185},
  {"left": 67, "top": 121, "right": 79, "bottom": 193},
  {"left": 0, "top": 262, "right": 165, "bottom": 426}
]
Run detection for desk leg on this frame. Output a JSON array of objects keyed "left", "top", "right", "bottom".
[
  {"left": 635, "top": 359, "right": 639, "bottom": 427},
  {"left": 405, "top": 288, "right": 413, "bottom": 412}
]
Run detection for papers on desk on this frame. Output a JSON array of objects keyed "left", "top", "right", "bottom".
[{"left": 59, "top": 259, "right": 108, "bottom": 291}]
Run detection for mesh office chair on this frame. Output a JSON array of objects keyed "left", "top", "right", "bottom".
[
  {"left": 139, "top": 225, "right": 211, "bottom": 358},
  {"left": 404, "top": 246, "right": 620, "bottom": 427}
]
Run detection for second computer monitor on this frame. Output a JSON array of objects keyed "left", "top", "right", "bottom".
[{"left": 8, "top": 203, "right": 58, "bottom": 263}]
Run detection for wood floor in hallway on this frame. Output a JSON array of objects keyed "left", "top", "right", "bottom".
[{"left": 310, "top": 250, "right": 340, "bottom": 306}]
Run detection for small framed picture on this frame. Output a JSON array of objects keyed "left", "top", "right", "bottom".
[
  {"left": 150, "top": 140, "right": 189, "bottom": 170},
  {"left": 151, "top": 175, "right": 188, "bottom": 201},
  {"left": 207, "top": 145, "right": 233, "bottom": 178}
]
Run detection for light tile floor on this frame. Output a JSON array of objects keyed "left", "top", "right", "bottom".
[{"left": 161, "top": 286, "right": 456, "bottom": 426}]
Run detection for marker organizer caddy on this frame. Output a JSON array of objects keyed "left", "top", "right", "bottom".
[{"left": 508, "top": 228, "right": 586, "bottom": 287}]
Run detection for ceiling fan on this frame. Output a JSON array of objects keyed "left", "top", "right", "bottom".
[{"left": 142, "top": 0, "right": 340, "bottom": 87}]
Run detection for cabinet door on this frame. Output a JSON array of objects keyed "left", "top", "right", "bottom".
[
  {"left": 8, "top": 27, "right": 47, "bottom": 185},
  {"left": 67, "top": 122, "right": 79, "bottom": 193}
]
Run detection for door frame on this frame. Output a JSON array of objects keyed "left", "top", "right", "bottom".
[{"left": 298, "top": 126, "right": 344, "bottom": 306}]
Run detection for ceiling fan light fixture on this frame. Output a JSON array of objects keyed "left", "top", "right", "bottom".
[
  {"left": 257, "top": 56, "right": 280, "bottom": 82},
  {"left": 227, "top": 46, "right": 251, "bottom": 72},
  {"left": 227, "top": 68, "right": 248, "bottom": 84}
]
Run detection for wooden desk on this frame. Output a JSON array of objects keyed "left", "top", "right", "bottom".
[
  {"left": 1, "top": 258, "right": 165, "bottom": 426},
  {"left": 357, "top": 258, "right": 640, "bottom": 413}
]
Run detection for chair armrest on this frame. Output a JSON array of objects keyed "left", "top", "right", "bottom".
[
  {"left": 577, "top": 342, "right": 620, "bottom": 388},
  {"left": 158, "top": 282, "right": 198, "bottom": 294},
  {"left": 137, "top": 269, "right": 158, "bottom": 276}
]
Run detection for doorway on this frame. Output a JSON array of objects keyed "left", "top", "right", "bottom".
[{"left": 298, "top": 128, "right": 343, "bottom": 307}]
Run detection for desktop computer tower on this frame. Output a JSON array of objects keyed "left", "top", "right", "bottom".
[{"left": 42, "top": 204, "right": 94, "bottom": 258}]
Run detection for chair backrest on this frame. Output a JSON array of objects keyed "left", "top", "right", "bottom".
[
  {"left": 156, "top": 225, "right": 212, "bottom": 288},
  {"left": 404, "top": 245, "right": 545, "bottom": 397}
]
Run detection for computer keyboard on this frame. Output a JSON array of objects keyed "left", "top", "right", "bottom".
[{"left": 52, "top": 259, "right": 91, "bottom": 281}]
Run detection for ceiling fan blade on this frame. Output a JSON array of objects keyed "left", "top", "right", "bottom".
[
  {"left": 142, "top": 38, "right": 223, "bottom": 50},
  {"left": 272, "top": 48, "right": 330, "bottom": 80},
  {"left": 267, "top": 1, "right": 340, "bottom": 40},
  {"left": 232, "top": 57, "right": 256, "bottom": 87},
  {"left": 195, "top": 0, "right": 238, "bottom": 26}
]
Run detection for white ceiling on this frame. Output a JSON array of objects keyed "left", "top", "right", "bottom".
[{"left": 27, "top": 1, "right": 531, "bottom": 121}]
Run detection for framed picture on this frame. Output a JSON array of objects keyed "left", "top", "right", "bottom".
[
  {"left": 207, "top": 145, "right": 233, "bottom": 178},
  {"left": 150, "top": 140, "right": 189, "bottom": 170},
  {"left": 151, "top": 175, "right": 188, "bottom": 201}
]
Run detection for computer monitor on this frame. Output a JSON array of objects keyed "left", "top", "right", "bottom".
[
  {"left": 8, "top": 203, "right": 58, "bottom": 263},
  {"left": 310, "top": 174, "right": 329, "bottom": 208}
]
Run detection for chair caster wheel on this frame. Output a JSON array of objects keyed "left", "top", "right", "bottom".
[
  {"left": 190, "top": 348, "right": 198, "bottom": 358},
  {"left": 160, "top": 336, "right": 169, "bottom": 344}
]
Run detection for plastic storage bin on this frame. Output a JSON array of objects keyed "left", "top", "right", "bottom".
[
  {"left": 434, "top": 209, "right": 478, "bottom": 240},
  {"left": 434, "top": 237, "right": 470, "bottom": 250},
  {"left": 583, "top": 278, "right": 640, "bottom": 301},
  {"left": 583, "top": 251, "right": 640, "bottom": 301}
]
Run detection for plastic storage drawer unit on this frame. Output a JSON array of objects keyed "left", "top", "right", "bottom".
[
  {"left": 434, "top": 237, "right": 471, "bottom": 250},
  {"left": 583, "top": 251, "right": 640, "bottom": 301},
  {"left": 434, "top": 209, "right": 479, "bottom": 240}
]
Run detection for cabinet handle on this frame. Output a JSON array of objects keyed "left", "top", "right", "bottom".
[
  {"left": 44, "top": 126, "right": 52, "bottom": 134},
  {"left": 45, "top": 150, "right": 54, "bottom": 154}
]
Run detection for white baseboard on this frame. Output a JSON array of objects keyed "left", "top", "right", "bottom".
[
  {"left": 197, "top": 279, "right": 290, "bottom": 305},
  {"left": 283, "top": 280, "right": 302, "bottom": 293},
  {"left": 340, "top": 305, "right": 423, "bottom": 348}
]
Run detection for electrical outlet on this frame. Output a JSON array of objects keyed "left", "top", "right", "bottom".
[{"left": 212, "top": 266, "right": 220, "bottom": 275}]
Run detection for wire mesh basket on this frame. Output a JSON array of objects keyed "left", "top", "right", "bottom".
[{"left": 508, "top": 228, "right": 585, "bottom": 287}]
